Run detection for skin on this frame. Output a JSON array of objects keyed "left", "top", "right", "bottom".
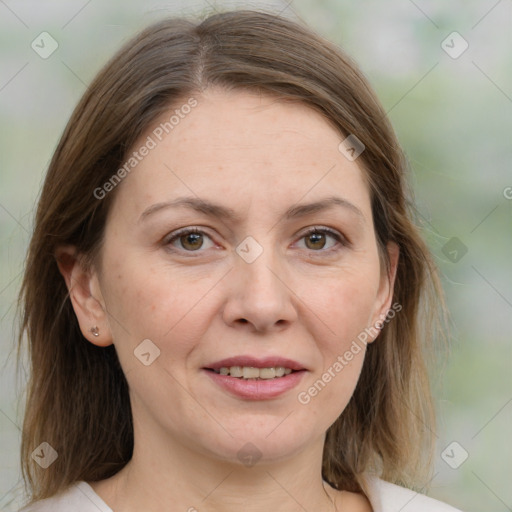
[{"left": 57, "top": 88, "right": 399, "bottom": 512}]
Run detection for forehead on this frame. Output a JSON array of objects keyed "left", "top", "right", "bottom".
[{"left": 109, "top": 88, "right": 372, "bottom": 221}]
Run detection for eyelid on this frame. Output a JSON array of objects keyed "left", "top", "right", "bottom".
[
  {"left": 297, "top": 225, "right": 350, "bottom": 246},
  {"left": 163, "top": 226, "right": 216, "bottom": 249}
]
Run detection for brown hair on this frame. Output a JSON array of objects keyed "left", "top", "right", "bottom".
[{"left": 17, "top": 8, "right": 446, "bottom": 506}]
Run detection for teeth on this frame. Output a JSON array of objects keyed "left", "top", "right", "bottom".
[
  {"left": 229, "top": 366, "right": 243, "bottom": 378},
  {"left": 259, "top": 367, "right": 276, "bottom": 379},
  {"left": 214, "top": 366, "right": 294, "bottom": 379},
  {"left": 243, "top": 367, "right": 260, "bottom": 379}
]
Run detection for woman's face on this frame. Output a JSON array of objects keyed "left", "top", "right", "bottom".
[{"left": 82, "top": 89, "right": 397, "bottom": 465}]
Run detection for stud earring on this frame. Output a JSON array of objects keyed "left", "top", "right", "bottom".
[{"left": 90, "top": 326, "right": 100, "bottom": 337}]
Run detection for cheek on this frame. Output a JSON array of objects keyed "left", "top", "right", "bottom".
[
  {"left": 102, "top": 256, "right": 215, "bottom": 370},
  {"left": 296, "top": 274, "right": 375, "bottom": 420},
  {"left": 307, "top": 263, "right": 381, "bottom": 351}
]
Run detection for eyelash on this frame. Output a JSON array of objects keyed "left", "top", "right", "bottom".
[{"left": 164, "top": 226, "right": 349, "bottom": 256}]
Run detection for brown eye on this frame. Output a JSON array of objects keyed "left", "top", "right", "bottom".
[
  {"left": 180, "top": 232, "right": 204, "bottom": 251},
  {"left": 166, "top": 228, "right": 215, "bottom": 253},
  {"left": 305, "top": 231, "right": 327, "bottom": 250},
  {"left": 297, "top": 227, "right": 346, "bottom": 253}
]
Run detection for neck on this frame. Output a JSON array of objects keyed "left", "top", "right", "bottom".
[{"left": 95, "top": 427, "right": 337, "bottom": 512}]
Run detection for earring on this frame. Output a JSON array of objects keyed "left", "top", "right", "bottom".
[{"left": 90, "top": 326, "right": 100, "bottom": 337}]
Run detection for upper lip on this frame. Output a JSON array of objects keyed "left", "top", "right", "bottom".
[{"left": 204, "top": 356, "right": 307, "bottom": 371}]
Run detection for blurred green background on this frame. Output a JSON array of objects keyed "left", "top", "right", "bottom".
[{"left": 1, "top": 1, "right": 511, "bottom": 510}]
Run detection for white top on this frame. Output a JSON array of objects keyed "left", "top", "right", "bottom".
[{"left": 18, "top": 477, "right": 464, "bottom": 511}]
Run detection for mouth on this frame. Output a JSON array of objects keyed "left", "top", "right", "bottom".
[
  {"left": 203, "top": 356, "right": 306, "bottom": 379},
  {"left": 204, "top": 366, "right": 299, "bottom": 380},
  {"left": 202, "top": 356, "right": 307, "bottom": 399}
]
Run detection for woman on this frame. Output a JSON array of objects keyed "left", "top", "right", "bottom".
[{"left": 17, "top": 9, "right": 462, "bottom": 511}]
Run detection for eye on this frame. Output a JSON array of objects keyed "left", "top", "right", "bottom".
[
  {"left": 165, "top": 227, "right": 215, "bottom": 252},
  {"left": 164, "top": 226, "right": 348, "bottom": 256},
  {"left": 296, "top": 226, "right": 347, "bottom": 253}
]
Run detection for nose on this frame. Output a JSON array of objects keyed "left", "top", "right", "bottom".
[{"left": 222, "top": 243, "right": 298, "bottom": 333}]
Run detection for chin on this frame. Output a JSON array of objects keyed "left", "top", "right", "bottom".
[{"left": 196, "top": 421, "right": 314, "bottom": 466}]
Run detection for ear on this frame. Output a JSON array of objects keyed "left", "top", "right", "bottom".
[
  {"left": 368, "top": 241, "right": 400, "bottom": 343},
  {"left": 55, "top": 245, "right": 113, "bottom": 347}
]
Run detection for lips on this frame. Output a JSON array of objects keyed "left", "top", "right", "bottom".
[
  {"left": 204, "top": 356, "right": 306, "bottom": 372},
  {"left": 202, "top": 355, "right": 308, "bottom": 400}
]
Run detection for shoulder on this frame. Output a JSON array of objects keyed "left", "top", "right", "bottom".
[
  {"left": 364, "top": 476, "right": 464, "bottom": 512},
  {"left": 18, "top": 481, "right": 113, "bottom": 512}
]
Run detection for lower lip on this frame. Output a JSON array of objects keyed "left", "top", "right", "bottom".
[{"left": 203, "top": 369, "right": 306, "bottom": 400}]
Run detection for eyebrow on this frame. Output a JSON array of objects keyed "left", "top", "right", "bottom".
[{"left": 138, "top": 195, "right": 365, "bottom": 224}]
